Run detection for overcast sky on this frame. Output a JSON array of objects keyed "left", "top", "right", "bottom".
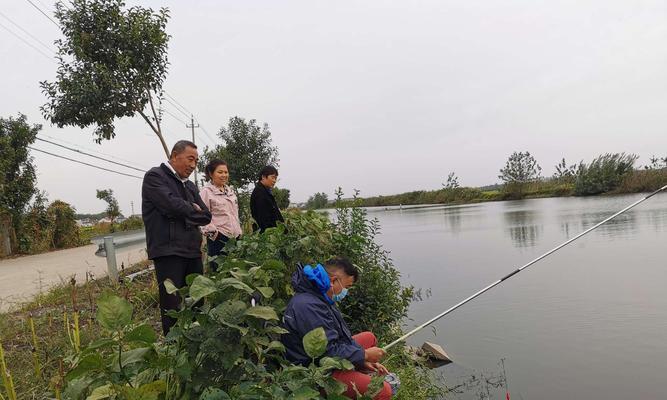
[{"left": 2, "top": 0, "right": 666, "bottom": 214}]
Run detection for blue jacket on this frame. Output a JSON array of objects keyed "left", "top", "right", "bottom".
[{"left": 281, "top": 266, "right": 365, "bottom": 367}]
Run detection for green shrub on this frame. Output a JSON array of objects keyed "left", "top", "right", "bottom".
[
  {"left": 60, "top": 195, "right": 439, "bottom": 399},
  {"left": 574, "top": 153, "right": 638, "bottom": 195}
]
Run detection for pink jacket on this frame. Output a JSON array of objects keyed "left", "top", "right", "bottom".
[{"left": 199, "top": 183, "right": 242, "bottom": 238}]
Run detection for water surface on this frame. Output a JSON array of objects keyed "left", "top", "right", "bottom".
[{"left": 370, "top": 194, "right": 667, "bottom": 399}]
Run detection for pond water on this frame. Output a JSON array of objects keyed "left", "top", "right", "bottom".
[{"left": 370, "top": 194, "right": 667, "bottom": 399}]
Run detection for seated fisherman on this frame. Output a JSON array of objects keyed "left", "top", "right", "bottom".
[{"left": 281, "top": 257, "right": 394, "bottom": 400}]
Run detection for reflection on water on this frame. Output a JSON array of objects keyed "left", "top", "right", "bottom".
[
  {"left": 442, "top": 207, "right": 463, "bottom": 235},
  {"left": 503, "top": 208, "right": 542, "bottom": 248},
  {"left": 580, "top": 211, "right": 638, "bottom": 239}
]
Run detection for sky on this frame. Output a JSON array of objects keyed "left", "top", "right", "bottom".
[{"left": 2, "top": 0, "right": 666, "bottom": 215}]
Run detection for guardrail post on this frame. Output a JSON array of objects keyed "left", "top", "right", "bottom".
[{"left": 103, "top": 236, "right": 119, "bottom": 282}]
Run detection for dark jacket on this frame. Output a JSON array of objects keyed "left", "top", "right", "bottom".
[
  {"left": 281, "top": 266, "right": 365, "bottom": 367},
  {"left": 141, "top": 163, "right": 211, "bottom": 259},
  {"left": 250, "top": 182, "right": 284, "bottom": 232}
]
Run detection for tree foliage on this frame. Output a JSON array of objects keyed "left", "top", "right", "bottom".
[
  {"left": 442, "top": 171, "right": 460, "bottom": 189},
  {"left": 272, "top": 187, "right": 291, "bottom": 209},
  {"left": 553, "top": 158, "right": 577, "bottom": 182},
  {"left": 41, "top": 0, "right": 172, "bottom": 156},
  {"left": 498, "top": 151, "right": 542, "bottom": 199},
  {"left": 574, "top": 153, "right": 638, "bottom": 195},
  {"left": 201, "top": 117, "right": 279, "bottom": 189},
  {"left": 305, "top": 192, "right": 328, "bottom": 210},
  {"left": 0, "top": 114, "right": 40, "bottom": 235},
  {"left": 96, "top": 189, "right": 121, "bottom": 226}
]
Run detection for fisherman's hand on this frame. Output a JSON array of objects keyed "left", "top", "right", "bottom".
[
  {"left": 364, "top": 361, "right": 389, "bottom": 375},
  {"left": 364, "top": 347, "right": 386, "bottom": 363},
  {"left": 192, "top": 203, "right": 203, "bottom": 212}
]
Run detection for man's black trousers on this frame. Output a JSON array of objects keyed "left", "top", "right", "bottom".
[{"left": 154, "top": 255, "right": 203, "bottom": 335}]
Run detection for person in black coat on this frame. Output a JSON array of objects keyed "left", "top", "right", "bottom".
[
  {"left": 250, "top": 165, "right": 284, "bottom": 232},
  {"left": 142, "top": 140, "right": 211, "bottom": 335}
]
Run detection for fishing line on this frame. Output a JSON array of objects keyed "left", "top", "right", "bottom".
[{"left": 384, "top": 184, "right": 667, "bottom": 350}]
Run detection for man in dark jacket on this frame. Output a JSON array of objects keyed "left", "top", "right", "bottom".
[
  {"left": 281, "top": 257, "right": 393, "bottom": 399},
  {"left": 250, "top": 165, "right": 284, "bottom": 232},
  {"left": 142, "top": 140, "right": 211, "bottom": 335}
]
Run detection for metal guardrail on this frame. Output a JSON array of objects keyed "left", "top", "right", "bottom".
[{"left": 94, "top": 230, "right": 146, "bottom": 281}]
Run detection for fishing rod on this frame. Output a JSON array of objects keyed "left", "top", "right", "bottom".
[{"left": 383, "top": 184, "right": 667, "bottom": 350}]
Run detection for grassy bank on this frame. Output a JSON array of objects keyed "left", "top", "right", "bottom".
[
  {"left": 354, "top": 168, "right": 667, "bottom": 208},
  {"left": 0, "top": 260, "right": 158, "bottom": 398}
]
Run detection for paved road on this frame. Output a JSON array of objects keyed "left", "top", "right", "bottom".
[{"left": 0, "top": 244, "right": 147, "bottom": 312}]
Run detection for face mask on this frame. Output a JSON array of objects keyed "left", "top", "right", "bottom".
[{"left": 331, "top": 279, "right": 348, "bottom": 302}]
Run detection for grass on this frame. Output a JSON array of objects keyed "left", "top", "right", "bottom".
[{"left": 0, "top": 260, "right": 159, "bottom": 399}]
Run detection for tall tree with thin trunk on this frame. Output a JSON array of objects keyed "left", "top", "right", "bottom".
[{"left": 40, "top": 0, "right": 172, "bottom": 157}]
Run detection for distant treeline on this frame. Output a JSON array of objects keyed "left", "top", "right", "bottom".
[{"left": 335, "top": 152, "right": 667, "bottom": 208}]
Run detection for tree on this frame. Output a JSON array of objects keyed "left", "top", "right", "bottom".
[
  {"left": 48, "top": 200, "right": 81, "bottom": 249},
  {"left": 96, "top": 189, "right": 121, "bottom": 227},
  {"left": 41, "top": 0, "right": 172, "bottom": 157},
  {"left": 442, "top": 171, "right": 460, "bottom": 189},
  {"left": 201, "top": 117, "right": 279, "bottom": 189},
  {"left": 553, "top": 158, "right": 577, "bottom": 182},
  {"left": 498, "top": 151, "right": 542, "bottom": 199},
  {"left": 574, "top": 153, "right": 638, "bottom": 195},
  {"left": 0, "top": 114, "right": 40, "bottom": 238},
  {"left": 272, "top": 187, "right": 291, "bottom": 209},
  {"left": 305, "top": 192, "right": 329, "bottom": 210}
]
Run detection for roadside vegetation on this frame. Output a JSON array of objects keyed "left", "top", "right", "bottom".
[{"left": 0, "top": 196, "right": 445, "bottom": 399}]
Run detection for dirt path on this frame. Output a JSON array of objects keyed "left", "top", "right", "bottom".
[{"left": 0, "top": 244, "right": 147, "bottom": 312}]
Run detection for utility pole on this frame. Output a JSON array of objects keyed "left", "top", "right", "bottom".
[
  {"left": 186, "top": 115, "right": 200, "bottom": 188},
  {"left": 130, "top": 201, "right": 134, "bottom": 216}
]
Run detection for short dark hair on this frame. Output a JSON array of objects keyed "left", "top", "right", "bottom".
[
  {"left": 204, "top": 159, "right": 228, "bottom": 181},
  {"left": 325, "top": 257, "right": 359, "bottom": 282},
  {"left": 258, "top": 165, "right": 278, "bottom": 180},
  {"left": 171, "top": 140, "right": 197, "bottom": 157}
]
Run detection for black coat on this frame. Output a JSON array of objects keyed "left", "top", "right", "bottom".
[
  {"left": 250, "top": 182, "right": 284, "bottom": 232},
  {"left": 141, "top": 163, "right": 211, "bottom": 259}
]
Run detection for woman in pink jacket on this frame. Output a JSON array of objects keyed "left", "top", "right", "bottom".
[{"left": 199, "top": 160, "right": 243, "bottom": 272}]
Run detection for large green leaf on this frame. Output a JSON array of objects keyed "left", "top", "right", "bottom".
[
  {"left": 256, "top": 286, "right": 275, "bottom": 299},
  {"left": 96, "top": 294, "right": 132, "bottom": 331},
  {"left": 189, "top": 275, "right": 217, "bottom": 302},
  {"left": 118, "top": 381, "right": 166, "bottom": 400},
  {"left": 244, "top": 306, "right": 279, "bottom": 321},
  {"left": 125, "top": 324, "right": 157, "bottom": 344},
  {"left": 111, "top": 347, "right": 151, "bottom": 371},
  {"left": 302, "top": 327, "right": 328, "bottom": 359},
  {"left": 289, "top": 386, "right": 320, "bottom": 400},
  {"left": 66, "top": 353, "right": 104, "bottom": 381},
  {"left": 163, "top": 279, "right": 178, "bottom": 294},
  {"left": 199, "top": 388, "right": 231, "bottom": 400},
  {"left": 86, "top": 384, "right": 113, "bottom": 400},
  {"left": 217, "top": 277, "right": 255, "bottom": 294}
]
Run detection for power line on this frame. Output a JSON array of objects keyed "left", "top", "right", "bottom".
[
  {"left": 196, "top": 120, "right": 217, "bottom": 146},
  {"left": 29, "top": 146, "right": 144, "bottom": 179},
  {"left": 162, "top": 107, "right": 189, "bottom": 126},
  {"left": 36, "top": 137, "right": 146, "bottom": 172},
  {"left": 38, "top": 133, "right": 150, "bottom": 169},
  {"left": 164, "top": 91, "right": 192, "bottom": 115},
  {"left": 163, "top": 97, "right": 190, "bottom": 119},
  {"left": 24, "top": 0, "right": 60, "bottom": 28},
  {"left": 0, "top": 10, "right": 55, "bottom": 53},
  {"left": 0, "top": 19, "right": 55, "bottom": 62}
]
